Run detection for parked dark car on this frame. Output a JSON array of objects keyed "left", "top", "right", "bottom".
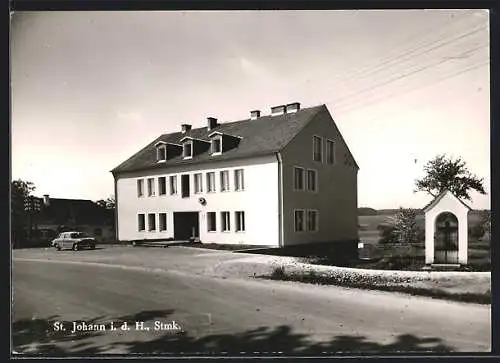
[{"left": 51, "top": 231, "right": 96, "bottom": 251}]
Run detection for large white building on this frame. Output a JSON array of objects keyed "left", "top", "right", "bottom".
[{"left": 111, "top": 102, "right": 359, "bottom": 251}]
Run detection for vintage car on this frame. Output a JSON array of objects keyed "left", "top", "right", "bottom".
[{"left": 51, "top": 231, "right": 96, "bottom": 251}]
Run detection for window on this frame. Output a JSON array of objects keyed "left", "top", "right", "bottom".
[
  {"left": 307, "top": 210, "right": 318, "bottom": 232},
  {"left": 313, "top": 136, "right": 323, "bottom": 162},
  {"left": 159, "top": 213, "right": 167, "bottom": 231},
  {"left": 137, "top": 179, "right": 144, "bottom": 197},
  {"left": 211, "top": 137, "right": 222, "bottom": 154},
  {"left": 294, "top": 210, "right": 305, "bottom": 232},
  {"left": 326, "top": 139, "right": 335, "bottom": 164},
  {"left": 234, "top": 169, "right": 245, "bottom": 191},
  {"left": 206, "top": 172, "right": 216, "bottom": 192},
  {"left": 235, "top": 211, "right": 245, "bottom": 232},
  {"left": 138, "top": 214, "right": 145, "bottom": 231},
  {"left": 221, "top": 212, "right": 230, "bottom": 232},
  {"left": 159, "top": 177, "right": 167, "bottom": 195},
  {"left": 194, "top": 173, "right": 203, "bottom": 193},
  {"left": 293, "top": 167, "right": 305, "bottom": 190},
  {"left": 207, "top": 212, "right": 216, "bottom": 232},
  {"left": 183, "top": 142, "right": 193, "bottom": 159},
  {"left": 157, "top": 145, "right": 166, "bottom": 162},
  {"left": 220, "top": 170, "right": 230, "bottom": 192},
  {"left": 306, "top": 169, "right": 317, "bottom": 192},
  {"left": 147, "top": 178, "right": 155, "bottom": 197},
  {"left": 181, "top": 174, "right": 190, "bottom": 198},
  {"left": 170, "top": 175, "right": 177, "bottom": 195},
  {"left": 148, "top": 213, "right": 156, "bottom": 231}
]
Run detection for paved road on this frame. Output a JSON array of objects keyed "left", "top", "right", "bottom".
[{"left": 12, "top": 248, "right": 491, "bottom": 355}]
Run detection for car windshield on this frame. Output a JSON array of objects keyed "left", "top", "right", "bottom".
[{"left": 70, "top": 232, "right": 87, "bottom": 238}]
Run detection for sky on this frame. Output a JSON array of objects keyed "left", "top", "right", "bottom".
[{"left": 11, "top": 10, "right": 490, "bottom": 209}]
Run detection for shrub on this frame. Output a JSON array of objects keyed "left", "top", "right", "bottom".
[
  {"left": 378, "top": 224, "right": 398, "bottom": 244},
  {"left": 270, "top": 265, "right": 286, "bottom": 279},
  {"left": 469, "top": 224, "right": 486, "bottom": 240}
]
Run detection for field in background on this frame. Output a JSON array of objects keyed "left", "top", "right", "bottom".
[{"left": 357, "top": 211, "right": 490, "bottom": 271}]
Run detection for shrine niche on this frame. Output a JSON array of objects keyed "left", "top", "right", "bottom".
[{"left": 423, "top": 190, "right": 471, "bottom": 265}]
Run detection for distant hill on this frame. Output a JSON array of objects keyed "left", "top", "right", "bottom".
[
  {"left": 358, "top": 207, "right": 488, "bottom": 216},
  {"left": 357, "top": 207, "right": 378, "bottom": 216}
]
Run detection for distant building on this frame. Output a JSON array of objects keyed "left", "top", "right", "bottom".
[
  {"left": 28, "top": 194, "right": 115, "bottom": 245},
  {"left": 111, "top": 102, "right": 359, "bottom": 255}
]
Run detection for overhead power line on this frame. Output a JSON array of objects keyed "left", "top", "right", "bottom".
[
  {"left": 317, "top": 12, "right": 487, "bottom": 89},
  {"left": 334, "top": 59, "right": 489, "bottom": 117}
]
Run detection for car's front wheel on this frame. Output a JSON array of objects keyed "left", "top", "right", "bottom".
[
  {"left": 55, "top": 244, "right": 61, "bottom": 251},
  {"left": 90, "top": 244, "right": 96, "bottom": 250},
  {"left": 72, "top": 243, "right": 79, "bottom": 251}
]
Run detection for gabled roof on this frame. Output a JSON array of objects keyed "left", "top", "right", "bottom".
[
  {"left": 422, "top": 189, "right": 473, "bottom": 213},
  {"left": 111, "top": 105, "right": 327, "bottom": 174},
  {"left": 36, "top": 198, "right": 113, "bottom": 226}
]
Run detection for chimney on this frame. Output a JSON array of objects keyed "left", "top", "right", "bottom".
[
  {"left": 250, "top": 110, "right": 261, "bottom": 120},
  {"left": 271, "top": 105, "right": 286, "bottom": 116},
  {"left": 181, "top": 124, "right": 192, "bottom": 134},
  {"left": 286, "top": 102, "right": 301, "bottom": 113},
  {"left": 207, "top": 117, "right": 218, "bottom": 131},
  {"left": 43, "top": 194, "right": 50, "bottom": 206}
]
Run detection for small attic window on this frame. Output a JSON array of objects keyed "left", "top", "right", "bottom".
[
  {"left": 156, "top": 144, "right": 166, "bottom": 162},
  {"left": 211, "top": 136, "right": 222, "bottom": 155},
  {"left": 183, "top": 141, "right": 193, "bottom": 159}
]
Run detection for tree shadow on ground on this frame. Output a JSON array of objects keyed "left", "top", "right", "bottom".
[{"left": 12, "top": 310, "right": 453, "bottom": 356}]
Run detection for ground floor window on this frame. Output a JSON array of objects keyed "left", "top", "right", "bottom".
[
  {"left": 207, "top": 212, "right": 216, "bottom": 232},
  {"left": 148, "top": 213, "right": 156, "bottom": 231},
  {"left": 307, "top": 210, "right": 318, "bottom": 232},
  {"left": 159, "top": 213, "right": 167, "bottom": 231},
  {"left": 294, "top": 210, "right": 305, "bottom": 232},
  {"left": 235, "top": 211, "right": 245, "bottom": 232},
  {"left": 138, "top": 214, "right": 145, "bottom": 231},
  {"left": 221, "top": 211, "right": 230, "bottom": 232}
]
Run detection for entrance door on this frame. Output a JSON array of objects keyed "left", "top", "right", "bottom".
[
  {"left": 434, "top": 212, "right": 459, "bottom": 263},
  {"left": 173, "top": 212, "right": 199, "bottom": 240}
]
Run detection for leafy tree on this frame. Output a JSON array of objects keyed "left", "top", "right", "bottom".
[
  {"left": 11, "top": 179, "right": 36, "bottom": 247},
  {"left": 94, "top": 195, "right": 115, "bottom": 227},
  {"left": 414, "top": 154, "right": 486, "bottom": 201},
  {"left": 388, "top": 208, "right": 423, "bottom": 246}
]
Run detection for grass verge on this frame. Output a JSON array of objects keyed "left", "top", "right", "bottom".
[{"left": 257, "top": 269, "right": 490, "bottom": 305}]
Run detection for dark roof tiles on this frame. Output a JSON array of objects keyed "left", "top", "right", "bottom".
[{"left": 111, "top": 105, "right": 326, "bottom": 174}]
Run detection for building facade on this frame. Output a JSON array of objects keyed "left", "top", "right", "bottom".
[{"left": 112, "top": 103, "right": 359, "bottom": 248}]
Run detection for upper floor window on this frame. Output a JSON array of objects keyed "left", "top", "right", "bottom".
[
  {"left": 169, "top": 175, "right": 178, "bottom": 195},
  {"left": 211, "top": 137, "right": 222, "bottom": 154},
  {"left": 194, "top": 173, "right": 203, "bottom": 193},
  {"left": 206, "top": 172, "right": 216, "bottom": 192},
  {"left": 183, "top": 142, "right": 193, "bottom": 159},
  {"left": 306, "top": 169, "right": 317, "bottom": 192},
  {"left": 137, "top": 179, "right": 144, "bottom": 197},
  {"left": 326, "top": 139, "right": 335, "bottom": 164},
  {"left": 313, "top": 136, "right": 323, "bottom": 162},
  {"left": 234, "top": 169, "right": 245, "bottom": 191},
  {"left": 293, "top": 167, "right": 305, "bottom": 190},
  {"left": 156, "top": 145, "right": 166, "bottom": 162},
  {"left": 147, "top": 178, "right": 155, "bottom": 197},
  {"left": 159, "top": 177, "right": 167, "bottom": 195},
  {"left": 220, "top": 170, "right": 230, "bottom": 192}
]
